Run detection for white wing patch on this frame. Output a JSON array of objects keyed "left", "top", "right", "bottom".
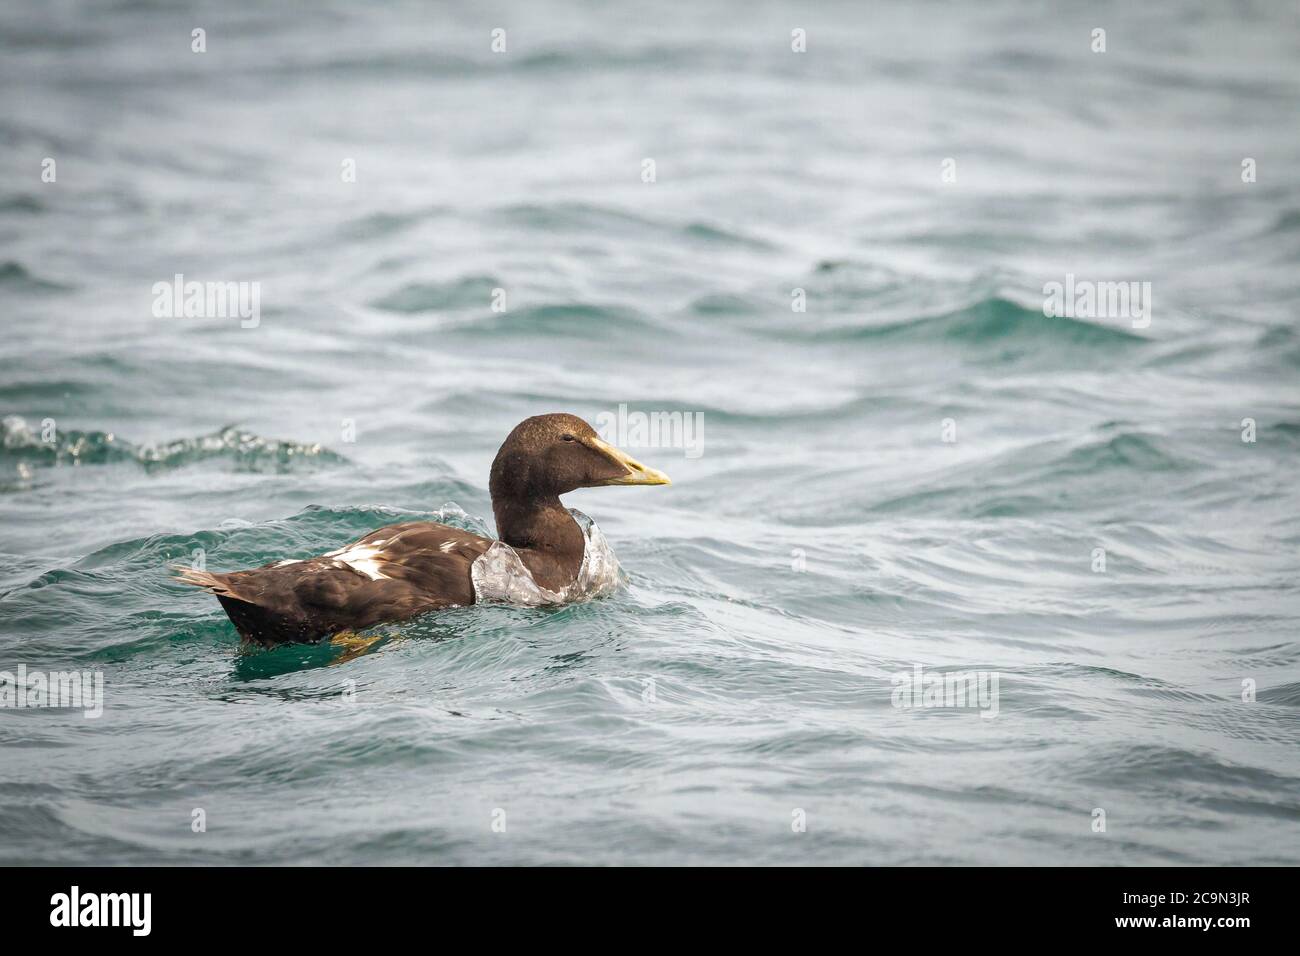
[
  {"left": 323, "top": 543, "right": 390, "bottom": 581},
  {"left": 274, "top": 532, "right": 469, "bottom": 581}
]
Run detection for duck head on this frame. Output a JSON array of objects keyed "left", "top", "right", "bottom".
[{"left": 489, "top": 413, "right": 671, "bottom": 501}]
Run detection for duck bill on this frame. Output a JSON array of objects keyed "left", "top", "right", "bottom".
[{"left": 583, "top": 436, "right": 671, "bottom": 486}]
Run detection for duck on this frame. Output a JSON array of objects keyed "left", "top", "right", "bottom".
[{"left": 174, "top": 413, "right": 670, "bottom": 646}]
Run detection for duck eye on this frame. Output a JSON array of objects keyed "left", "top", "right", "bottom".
[{"left": 561, "top": 434, "right": 576, "bottom": 442}]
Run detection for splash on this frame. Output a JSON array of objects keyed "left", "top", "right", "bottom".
[
  {"left": 471, "top": 509, "right": 624, "bottom": 607},
  {"left": 0, "top": 416, "right": 346, "bottom": 471}
]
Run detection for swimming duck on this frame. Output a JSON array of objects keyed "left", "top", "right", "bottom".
[{"left": 175, "top": 413, "right": 670, "bottom": 646}]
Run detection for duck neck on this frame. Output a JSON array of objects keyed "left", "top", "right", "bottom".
[{"left": 492, "top": 494, "right": 586, "bottom": 586}]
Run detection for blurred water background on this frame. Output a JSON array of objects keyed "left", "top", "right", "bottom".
[{"left": 1, "top": 0, "right": 1298, "bottom": 864}]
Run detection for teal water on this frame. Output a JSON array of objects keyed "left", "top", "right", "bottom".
[{"left": 1, "top": 0, "right": 1299, "bottom": 865}]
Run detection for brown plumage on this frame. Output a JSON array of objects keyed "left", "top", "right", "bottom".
[{"left": 175, "top": 413, "right": 669, "bottom": 647}]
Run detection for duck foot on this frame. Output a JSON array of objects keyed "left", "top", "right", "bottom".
[{"left": 328, "top": 630, "right": 385, "bottom": 664}]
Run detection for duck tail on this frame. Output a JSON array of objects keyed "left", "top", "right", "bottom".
[
  {"left": 171, "top": 565, "right": 240, "bottom": 596},
  {"left": 171, "top": 565, "right": 286, "bottom": 644}
]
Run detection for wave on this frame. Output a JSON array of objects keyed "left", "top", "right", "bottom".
[
  {"left": 863, "top": 425, "right": 1195, "bottom": 520},
  {"left": 688, "top": 291, "right": 766, "bottom": 315},
  {"left": 0, "top": 261, "right": 71, "bottom": 293},
  {"left": 1052, "top": 430, "right": 1191, "bottom": 475},
  {"left": 0, "top": 417, "right": 347, "bottom": 472},
  {"left": 336, "top": 206, "right": 448, "bottom": 241},
  {"left": 494, "top": 202, "right": 775, "bottom": 250},
  {"left": 492, "top": 302, "right": 663, "bottom": 338},
  {"left": 1255, "top": 325, "right": 1300, "bottom": 368},
  {"left": 0, "top": 194, "right": 44, "bottom": 214},
  {"left": 370, "top": 275, "right": 501, "bottom": 313},
  {"left": 1264, "top": 208, "right": 1300, "bottom": 235},
  {"left": 394, "top": 300, "right": 667, "bottom": 340},
  {"left": 1261, "top": 681, "right": 1300, "bottom": 707},
  {"left": 237, "top": 44, "right": 731, "bottom": 83},
  {"left": 791, "top": 295, "right": 1148, "bottom": 349}
]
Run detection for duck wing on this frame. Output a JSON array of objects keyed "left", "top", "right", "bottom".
[{"left": 175, "top": 521, "right": 492, "bottom": 646}]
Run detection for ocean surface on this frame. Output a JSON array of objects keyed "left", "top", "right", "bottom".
[{"left": 2, "top": 0, "right": 1298, "bottom": 865}]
